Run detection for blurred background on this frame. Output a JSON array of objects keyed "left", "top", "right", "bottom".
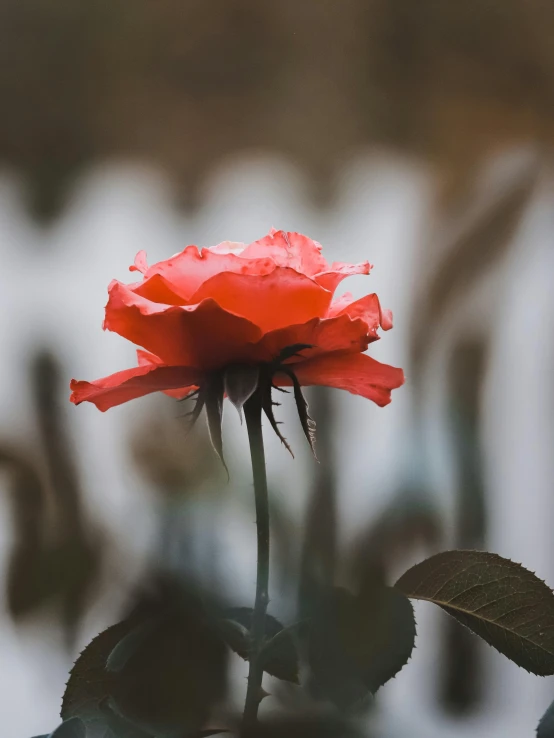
[{"left": 1, "top": 1, "right": 554, "bottom": 736}]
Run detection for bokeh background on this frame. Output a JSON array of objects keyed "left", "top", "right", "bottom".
[{"left": 1, "top": 2, "right": 554, "bottom": 736}]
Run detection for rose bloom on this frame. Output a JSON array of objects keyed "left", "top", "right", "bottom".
[{"left": 70, "top": 230, "right": 404, "bottom": 421}]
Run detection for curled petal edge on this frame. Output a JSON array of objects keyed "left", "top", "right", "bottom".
[
  {"left": 70, "top": 364, "right": 201, "bottom": 412},
  {"left": 276, "top": 351, "right": 405, "bottom": 407},
  {"left": 328, "top": 292, "right": 393, "bottom": 334}
]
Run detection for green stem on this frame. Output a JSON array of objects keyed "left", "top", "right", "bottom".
[{"left": 242, "top": 391, "right": 270, "bottom": 731}]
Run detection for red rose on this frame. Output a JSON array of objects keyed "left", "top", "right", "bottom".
[{"left": 70, "top": 229, "right": 403, "bottom": 427}]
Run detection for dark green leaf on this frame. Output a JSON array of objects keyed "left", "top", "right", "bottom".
[
  {"left": 109, "top": 612, "right": 227, "bottom": 736},
  {"left": 51, "top": 719, "right": 86, "bottom": 738},
  {"left": 62, "top": 619, "right": 137, "bottom": 723},
  {"left": 308, "top": 584, "right": 415, "bottom": 709},
  {"left": 538, "top": 699, "right": 554, "bottom": 737},
  {"left": 357, "top": 585, "right": 416, "bottom": 693},
  {"left": 217, "top": 617, "right": 250, "bottom": 652},
  {"left": 219, "top": 607, "right": 299, "bottom": 683},
  {"left": 106, "top": 620, "right": 161, "bottom": 673},
  {"left": 31, "top": 718, "right": 87, "bottom": 738},
  {"left": 99, "top": 707, "right": 152, "bottom": 737},
  {"left": 63, "top": 590, "right": 227, "bottom": 736},
  {"left": 259, "top": 621, "right": 306, "bottom": 663},
  {"left": 224, "top": 365, "right": 259, "bottom": 420},
  {"left": 395, "top": 550, "right": 554, "bottom": 675}
]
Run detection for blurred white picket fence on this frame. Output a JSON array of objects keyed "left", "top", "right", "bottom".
[{"left": 0, "top": 150, "right": 553, "bottom": 737}]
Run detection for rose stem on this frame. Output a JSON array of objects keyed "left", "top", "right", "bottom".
[{"left": 242, "top": 389, "right": 270, "bottom": 731}]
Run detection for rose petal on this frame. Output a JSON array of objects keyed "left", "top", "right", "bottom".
[
  {"left": 70, "top": 364, "right": 201, "bottom": 412},
  {"left": 136, "top": 348, "right": 164, "bottom": 367},
  {"left": 328, "top": 292, "right": 393, "bottom": 338},
  {"left": 104, "top": 281, "right": 262, "bottom": 368},
  {"left": 240, "top": 229, "right": 329, "bottom": 275},
  {"left": 129, "top": 250, "right": 149, "bottom": 274},
  {"left": 314, "top": 260, "right": 372, "bottom": 294},
  {"left": 249, "top": 313, "right": 372, "bottom": 364},
  {"left": 142, "top": 245, "right": 276, "bottom": 301},
  {"left": 128, "top": 235, "right": 371, "bottom": 307},
  {"left": 379, "top": 307, "right": 393, "bottom": 331},
  {"left": 190, "top": 267, "right": 332, "bottom": 333},
  {"left": 136, "top": 349, "right": 195, "bottom": 399},
  {"left": 278, "top": 351, "right": 404, "bottom": 407},
  {"left": 209, "top": 240, "right": 246, "bottom": 255},
  {"left": 327, "top": 291, "right": 354, "bottom": 314},
  {"left": 132, "top": 273, "right": 189, "bottom": 305}
]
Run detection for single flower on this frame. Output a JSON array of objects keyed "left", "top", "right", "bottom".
[{"left": 70, "top": 229, "right": 404, "bottom": 461}]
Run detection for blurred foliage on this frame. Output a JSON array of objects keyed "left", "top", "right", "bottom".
[
  {"left": 32, "top": 717, "right": 86, "bottom": 738},
  {"left": 298, "top": 387, "right": 338, "bottom": 617},
  {"left": 9, "top": 347, "right": 554, "bottom": 738},
  {"left": 1, "top": 0, "right": 553, "bottom": 219},
  {"left": 131, "top": 404, "right": 223, "bottom": 501},
  {"left": 3, "top": 350, "right": 101, "bottom": 645},
  {"left": 439, "top": 339, "right": 488, "bottom": 715},
  {"left": 307, "top": 582, "right": 415, "bottom": 710},
  {"left": 219, "top": 607, "right": 299, "bottom": 684},
  {"left": 410, "top": 169, "right": 537, "bottom": 375},
  {"left": 61, "top": 574, "right": 229, "bottom": 737},
  {"left": 6, "top": 364, "right": 444, "bottom": 736},
  {"left": 538, "top": 698, "right": 554, "bottom": 738}
]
